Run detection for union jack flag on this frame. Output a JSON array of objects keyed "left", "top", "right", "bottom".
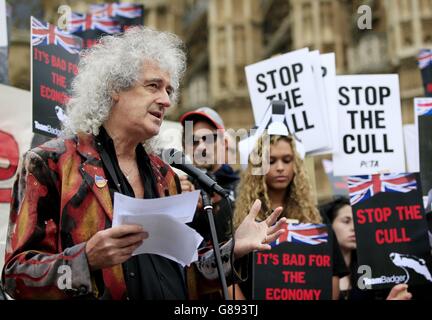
[
  {"left": 90, "top": 3, "right": 143, "bottom": 19},
  {"left": 31, "top": 17, "right": 82, "bottom": 54},
  {"left": 415, "top": 99, "right": 432, "bottom": 116},
  {"left": 68, "top": 13, "right": 121, "bottom": 34},
  {"left": 348, "top": 173, "right": 417, "bottom": 206},
  {"left": 271, "top": 223, "right": 328, "bottom": 247},
  {"left": 418, "top": 49, "right": 432, "bottom": 70}
]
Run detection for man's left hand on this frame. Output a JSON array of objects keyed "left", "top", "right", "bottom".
[{"left": 233, "top": 199, "right": 286, "bottom": 259}]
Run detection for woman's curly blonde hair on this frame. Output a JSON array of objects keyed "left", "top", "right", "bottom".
[{"left": 234, "top": 134, "right": 322, "bottom": 229}]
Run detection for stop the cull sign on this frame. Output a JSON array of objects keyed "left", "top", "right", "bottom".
[
  {"left": 348, "top": 173, "right": 432, "bottom": 290},
  {"left": 245, "top": 48, "right": 330, "bottom": 153},
  {"left": 333, "top": 75, "right": 405, "bottom": 176},
  {"left": 31, "top": 17, "right": 82, "bottom": 137},
  {"left": 252, "top": 223, "right": 332, "bottom": 300}
]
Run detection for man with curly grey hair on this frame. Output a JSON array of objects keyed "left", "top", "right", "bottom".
[{"left": 2, "top": 27, "right": 286, "bottom": 300}]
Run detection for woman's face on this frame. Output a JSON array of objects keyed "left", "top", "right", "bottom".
[
  {"left": 332, "top": 205, "right": 357, "bottom": 251},
  {"left": 265, "top": 139, "right": 295, "bottom": 191}
]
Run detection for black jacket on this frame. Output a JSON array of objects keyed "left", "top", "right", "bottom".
[{"left": 190, "top": 164, "right": 240, "bottom": 243}]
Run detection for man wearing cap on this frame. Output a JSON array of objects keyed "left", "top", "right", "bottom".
[{"left": 179, "top": 107, "right": 239, "bottom": 246}]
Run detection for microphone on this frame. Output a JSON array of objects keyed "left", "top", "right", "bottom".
[{"left": 162, "top": 148, "right": 229, "bottom": 198}]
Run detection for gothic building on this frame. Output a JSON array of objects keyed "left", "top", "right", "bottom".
[{"left": 6, "top": 0, "right": 431, "bottom": 201}]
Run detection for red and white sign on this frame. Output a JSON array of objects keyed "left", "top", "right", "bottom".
[{"left": 0, "top": 84, "right": 32, "bottom": 271}]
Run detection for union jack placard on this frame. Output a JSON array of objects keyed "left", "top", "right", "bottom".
[
  {"left": 271, "top": 223, "right": 328, "bottom": 247},
  {"left": 31, "top": 17, "right": 82, "bottom": 54},
  {"left": 418, "top": 49, "right": 432, "bottom": 70},
  {"left": 90, "top": 3, "right": 143, "bottom": 19},
  {"left": 348, "top": 173, "right": 417, "bottom": 206},
  {"left": 68, "top": 13, "right": 121, "bottom": 34},
  {"left": 415, "top": 99, "right": 432, "bottom": 117}
]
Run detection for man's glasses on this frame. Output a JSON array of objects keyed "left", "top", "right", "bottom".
[{"left": 188, "top": 133, "right": 219, "bottom": 147}]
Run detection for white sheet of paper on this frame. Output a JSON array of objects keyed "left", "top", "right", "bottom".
[
  {"left": 112, "top": 191, "right": 203, "bottom": 266},
  {"left": 119, "top": 213, "right": 203, "bottom": 267}
]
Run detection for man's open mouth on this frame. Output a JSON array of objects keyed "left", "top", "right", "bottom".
[{"left": 149, "top": 111, "right": 162, "bottom": 119}]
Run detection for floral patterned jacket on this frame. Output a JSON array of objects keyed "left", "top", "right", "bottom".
[{"left": 2, "top": 133, "right": 234, "bottom": 299}]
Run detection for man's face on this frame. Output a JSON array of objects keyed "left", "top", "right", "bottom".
[
  {"left": 110, "top": 60, "right": 173, "bottom": 140},
  {"left": 185, "top": 120, "right": 225, "bottom": 172}
]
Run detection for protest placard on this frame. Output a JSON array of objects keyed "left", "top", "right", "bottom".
[
  {"left": 0, "top": 0, "right": 7, "bottom": 47},
  {"left": 417, "top": 49, "right": 432, "bottom": 97},
  {"left": 333, "top": 75, "right": 405, "bottom": 176},
  {"left": 348, "top": 173, "right": 432, "bottom": 289},
  {"left": 68, "top": 12, "right": 120, "bottom": 48},
  {"left": 403, "top": 124, "right": 419, "bottom": 173},
  {"left": 90, "top": 2, "right": 144, "bottom": 32},
  {"left": 0, "top": 84, "right": 32, "bottom": 271},
  {"left": 31, "top": 17, "right": 82, "bottom": 137},
  {"left": 253, "top": 223, "right": 332, "bottom": 300},
  {"left": 309, "top": 52, "right": 338, "bottom": 155},
  {"left": 245, "top": 48, "right": 330, "bottom": 153},
  {"left": 418, "top": 116, "right": 432, "bottom": 199}
]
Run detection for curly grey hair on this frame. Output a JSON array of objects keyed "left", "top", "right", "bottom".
[{"left": 64, "top": 26, "right": 187, "bottom": 136}]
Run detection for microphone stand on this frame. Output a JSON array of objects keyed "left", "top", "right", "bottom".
[{"left": 200, "top": 189, "right": 230, "bottom": 300}]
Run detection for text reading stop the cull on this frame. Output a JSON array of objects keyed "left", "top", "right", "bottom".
[
  {"left": 356, "top": 204, "right": 423, "bottom": 245},
  {"left": 339, "top": 85, "right": 395, "bottom": 154}
]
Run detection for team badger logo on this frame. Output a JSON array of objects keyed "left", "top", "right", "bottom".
[{"left": 390, "top": 252, "right": 432, "bottom": 282}]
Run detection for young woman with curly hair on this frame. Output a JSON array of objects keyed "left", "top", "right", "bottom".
[{"left": 231, "top": 133, "right": 348, "bottom": 300}]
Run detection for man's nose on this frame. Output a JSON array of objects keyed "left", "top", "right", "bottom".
[
  {"left": 156, "top": 90, "right": 171, "bottom": 108},
  {"left": 195, "top": 139, "right": 207, "bottom": 152}
]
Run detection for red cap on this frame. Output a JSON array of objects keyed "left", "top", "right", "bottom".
[{"left": 179, "top": 107, "right": 225, "bottom": 130}]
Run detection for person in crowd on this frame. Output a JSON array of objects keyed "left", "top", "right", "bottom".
[
  {"left": 179, "top": 107, "right": 240, "bottom": 243},
  {"left": 323, "top": 197, "right": 413, "bottom": 300},
  {"left": 231, "top": 133, "right": 349, "bottom": 300},
  {"left": 1, "top": 27, "right": 287, "bottom": 300}
]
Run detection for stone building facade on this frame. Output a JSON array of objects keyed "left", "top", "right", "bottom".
[{"left": 6, "top": 0, "right": 431, "bottom": 201}]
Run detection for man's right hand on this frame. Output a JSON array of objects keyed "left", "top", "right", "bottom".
[
  {"left": 85, "top": 225, "right": 148, "bottom": 271},
  {"left": 179, "top": 175, "right": 204, "bottom": 209},
  {"left": 179, "top": 175, "right": 195, "bottom": 193}
]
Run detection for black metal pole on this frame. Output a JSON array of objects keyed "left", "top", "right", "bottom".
[{"left": 200, "top": 190, "right": 230, "bottom": 300}]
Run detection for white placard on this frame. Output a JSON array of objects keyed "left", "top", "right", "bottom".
[
  {"left": 245, "top": 48, "right": 330, "bottom": 152},
  {"left": 0, "top": 84, "right": 32, "bottom": 272},
  {"left": 403, "top": 124, "right": 419, "bottom": 173},
  {"left": 0, "top": 0, "right": 7, "bottom": 47},
  {"left": 333, "top": 75, "right": 405, "bottom": 176},
  {"left": 309, "top": 52, "right": 338, "bottom": 155}
]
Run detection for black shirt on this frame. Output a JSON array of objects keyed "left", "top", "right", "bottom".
[{"left": 95, "top": 127, "right": 187, "bottom": 300}]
